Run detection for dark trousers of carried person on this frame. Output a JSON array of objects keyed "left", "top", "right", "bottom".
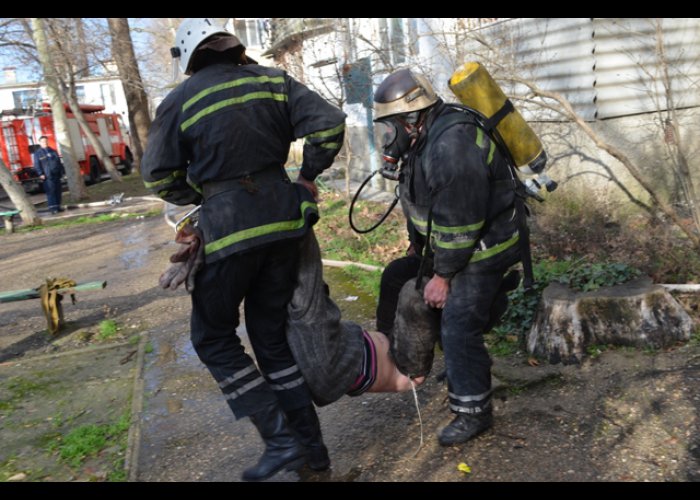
[
  {"left": 376, "top": 254, "right": 519, "bottom": 445},
  {"left": 43, "top": 174, "right": 63, "bottom": 214},
  {"left": 191, "top": 237, "right": 329, "bottom": 481}
]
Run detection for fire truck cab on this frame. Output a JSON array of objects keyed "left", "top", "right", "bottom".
[{"left": 0, "top": 102, "right": 133, "bottom": 193}]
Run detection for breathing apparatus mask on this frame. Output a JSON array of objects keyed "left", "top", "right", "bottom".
[{"left": 378, "top": 112, "right": 420, "bottom": 181}]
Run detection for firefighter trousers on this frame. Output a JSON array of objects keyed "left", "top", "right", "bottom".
[
  {"left": 190, "top": 238, "right": 313, "bottom": 419},
  {"left": 442, "top": 270, "right": 506, "bottom": 415},
  {"left": 377, "top": 256, "right": 511, "bottom": 414},
  {"left": 43, "top": 174, "right": 62, "bottom": 212}
]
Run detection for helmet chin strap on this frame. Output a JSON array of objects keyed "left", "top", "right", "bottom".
[
  {"left": 171, "top": 56, "right": 181, "bottom": 83},
  {"left": 170, "top": 47, "right": 183, "bottom": 83}
]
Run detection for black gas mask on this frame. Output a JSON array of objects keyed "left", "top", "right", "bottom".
[{"left": 378, "top": 112, "right": 419, "bottom": 181}]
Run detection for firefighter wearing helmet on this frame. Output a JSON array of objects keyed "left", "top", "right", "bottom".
[
  {"left": 142, "top": 18, "right": 346, "bottom": 481},
  {"left": 373, "top": 68, "right": 524, "bottom": 446}
]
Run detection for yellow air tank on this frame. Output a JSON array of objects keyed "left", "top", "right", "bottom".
[{"left": 449, "top": 62, "right": 546, "bottom": 174}]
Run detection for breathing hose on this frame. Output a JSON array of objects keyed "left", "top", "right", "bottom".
[{"left": 348, "top": 170, "right": 399, "bottom": 234}]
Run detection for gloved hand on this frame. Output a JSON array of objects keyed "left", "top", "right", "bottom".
[{"left": 159, "top": 223, "right": 204, "bottom": 293}]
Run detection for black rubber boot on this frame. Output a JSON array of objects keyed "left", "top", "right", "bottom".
[
  {"left": 285, "top": 405, "right": 330, "bottom": 471},
  {"left": 241, "top": 404, "right": 308, "bottom": 481},
  {"left": 438, "top": 411, "right": 494, "bottom": 447}
]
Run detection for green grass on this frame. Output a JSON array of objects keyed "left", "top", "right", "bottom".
[
  {"left": 586, "top": 344, "right": 609, "bottom": 359},
  {"left": 339, "top": 265, "right": 383, "bottom": 299},
  {"left": 485, "top": 333, "right": 519, "bottom": 357},
  {"left": 689, "top": 327, "right": 700, "bottom": 346},
  {"left": 315, "top": 189, "right": 406, "bottom": 267},
  {"left": 0, "top": 376, "right": 55, "bottom": 413},
  {"left": 97, "top": 319, "right": 119, "bottom": 340},
  {"left": 11, "top": 210, "right": 161, "bottom": 234},
  {"left": 49, "top": 413, "right": 130, "bottom": 472}
]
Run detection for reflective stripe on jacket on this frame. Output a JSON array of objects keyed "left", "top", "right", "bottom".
[
  {"left": 142, "top": 63, "right": 346, "bottom": 262},
  {"left": 400, "top": 104, "right": 521, "bottom": 277}
]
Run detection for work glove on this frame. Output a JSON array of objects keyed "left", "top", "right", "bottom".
[{"left": 159, "top": 222, "right": 204, "bottom": 293}]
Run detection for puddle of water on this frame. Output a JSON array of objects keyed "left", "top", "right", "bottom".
[
  {"left": 120, "top": 248, "right": 149, "bottom": 270},
  {"left": 116, "top": 220, "right": 151, "bottom": 270}
]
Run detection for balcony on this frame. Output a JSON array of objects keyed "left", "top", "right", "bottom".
[{"left": 263, "top": 18, "right": 335, "bottom": 56}]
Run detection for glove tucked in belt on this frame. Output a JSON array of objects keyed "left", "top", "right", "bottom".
[{"left": 159, "top": 222, "right": 204, "bottom": 293}]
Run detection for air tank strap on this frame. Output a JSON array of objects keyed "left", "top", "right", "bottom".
[{"left": 482, "top": 99, "right": 514, "bottom": 133}]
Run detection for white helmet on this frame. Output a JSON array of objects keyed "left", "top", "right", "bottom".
[{"left": 172, "top": 18, "right": 233, "bottom": 75}]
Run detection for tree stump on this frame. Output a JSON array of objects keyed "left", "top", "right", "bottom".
[{"left": 527, "top": 277, "right": 694, "bottom": 364}]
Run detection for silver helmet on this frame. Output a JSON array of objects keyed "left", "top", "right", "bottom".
[{"left": 373, "top": 69, "right": 439, "bottom": 121}]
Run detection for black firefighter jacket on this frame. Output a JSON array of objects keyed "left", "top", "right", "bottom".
[
  {"left": 142, "top": 63, "right": 346, "bottom": 263},
  {"left": 400, "top": 103, "right": 522, "bottom": 279}
]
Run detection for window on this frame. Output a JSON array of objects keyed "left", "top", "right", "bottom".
[
  {"left": 407, "top": 18, "right": 419, "bottom": 56},
  {"left": 232, "top": 18, "right": 266, "bottom": 48},
  {"left": 75, "top": 86, "right": 86, "bottom": 103},
  {"left": 390, "top": 18, "right": 405, "bottom": 65},
  {"left": 12, "top": 89, "right": 40, "bottom": 110},
  {"left": 380, "top": 18, "right": 415, "bottom": 67},
  {"left": 100, "top": 83, "right": 117, "bottom": 108}
]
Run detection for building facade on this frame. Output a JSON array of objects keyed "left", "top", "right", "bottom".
[{"left": 0, "top": 69, "right": 129, "bottom": 123}]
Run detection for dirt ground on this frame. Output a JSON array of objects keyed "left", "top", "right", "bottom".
[{"left": 1, "top": 208, "right": 699, "bottom": 482}]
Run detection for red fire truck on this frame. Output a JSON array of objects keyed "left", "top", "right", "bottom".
[{"left": 0, "top": 102, "right": 133, "bottom": 193}]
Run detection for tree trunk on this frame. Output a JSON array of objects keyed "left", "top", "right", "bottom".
[
  {"left": 527, "top": 278, "right": 693, "bottom": 364},
  {"left": 31, "top": 18, "right": 88, "bottom": 202},
  {"left": 107, "top": 18, "right": 152, "bottom": 169},
  {"left": 63, "top": 88, "right": 122, "bottom": 182},
  {"left": 0, "top": 158, "right": 42, "bottom": 226},
  {"left": 73, "top": 18, "right": 90, "bottom": 78}
]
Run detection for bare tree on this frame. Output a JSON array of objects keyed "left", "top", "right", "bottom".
[
  {"left": 107, "top": 18, "right": 152, "bottom": 168},
  {"left": 429, "top": 18, "right": 700, "bottom": 251},
  {"left": 43, "top": 19, "right": 122, "bottom": 183},
  {"left": 0, "top": 157, "right": 41, "bottom": 226},
  {"left": 31, "top": 18, "right": 88, "bottom": 201}
]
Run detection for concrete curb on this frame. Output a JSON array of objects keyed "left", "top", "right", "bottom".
[{"left": 125, "top": 332, "right": 149, "bottom": 482}]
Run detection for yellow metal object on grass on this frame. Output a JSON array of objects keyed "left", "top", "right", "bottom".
[
  {"left": 39, "top": 278, "right": 77, "bottom": 335},
  {"left": 449, "top": 62, "right": 546, "bottom": 174}
]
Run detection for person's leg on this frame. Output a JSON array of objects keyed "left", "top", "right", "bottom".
[
  {"left": 54, "top": 174, "right": 63, "bottom": 210},
  {"left": 44, "top": 177, "right": 58, "bottom": 213},
  {"left": 191, "top": 252, "right": 305, "bottom": 481},
  {"left": 375, "top": 255, "right": 421, "bottom": 335},
  {"left": 244, "top": 240, "right": 327, "bottom": 471},
  {"left": 438, "top": 271, "right": 504, "bottom": 446}
]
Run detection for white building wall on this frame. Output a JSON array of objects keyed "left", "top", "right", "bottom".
[{"left": 0, "top": 76, "right": 128, "bottom": 120}]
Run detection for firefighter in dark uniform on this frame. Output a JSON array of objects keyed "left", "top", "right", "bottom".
[
  {"left": 142, "top": 19, "right": 346, "bottom": 481},
  {"left": 373, "top": 69, "right": 523, "bottom": 446},
  {"left": 33, "top": 135, "right": 65, "bottom": 214}
]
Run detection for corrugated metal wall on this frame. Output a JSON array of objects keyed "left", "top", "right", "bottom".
[{"left": 461, "top": 18, "right": 700, "bottom": 121}]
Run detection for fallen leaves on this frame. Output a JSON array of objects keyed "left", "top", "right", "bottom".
[{"left": 457, "top": 462, "right": 472, "bottom": 474}]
